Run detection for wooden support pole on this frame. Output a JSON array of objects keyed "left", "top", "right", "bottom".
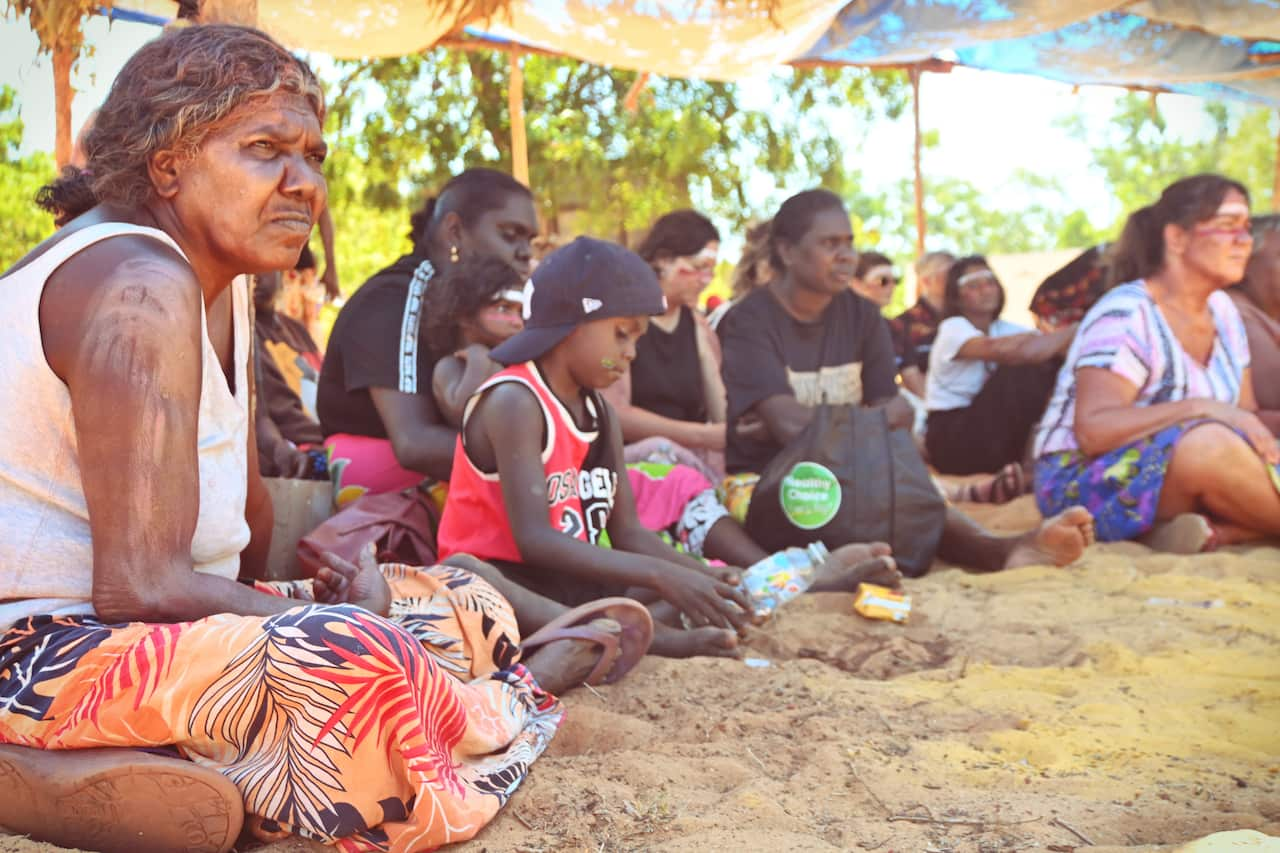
[
  {"left": 910, "top": 66, "right": 926, "bottom": 257},
  {"left": 198, "top": 0, "right": 258, "bottom": 25},
  {"left": 1274, "top": 110, "right": 1279, "bottom": 213},
  {"left": 509, "top": 51, "right": 529, "bottom": 186},
  {"left": 52, "top": 44, "right": 74, "bottom": 169}
]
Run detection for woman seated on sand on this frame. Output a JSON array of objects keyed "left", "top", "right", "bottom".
[
  {"left": 719, "top": 189, "right": 1095, "bottom": 573},
  {"left": 603, "top": 209, "right": 730, "bottom": 478},
  {"left": 317, "top": 167, "right": 538, "bottom": 507},
  {"left": 1034, "top": 174, "right": 1280, "bottom": 552},
  {"left": 924, "top": 256, "right": 1077, "bottom": 496},
  {"left": 1228, "top": 227, "right": 1280, "bottom": 437},
  {"left": 0, "top": 26, "right": 651, "bottom": 853}
]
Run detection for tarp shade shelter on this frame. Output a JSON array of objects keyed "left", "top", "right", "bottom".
[
  {"left": 115, "top": 0, "right": 1280, "bottom": 101},
  {"left": 108, "top": 0, "right": 1280, "bottom": 237}
]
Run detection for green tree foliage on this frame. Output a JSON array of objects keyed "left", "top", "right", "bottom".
[
  {"left": 316, "top": 48, "right": 908, "bottom": 292},
  {"left": 5, "top": 0, "right": 105, "bottom": 166},
  {"left": 0, "top": 85, "right": 56, "bottom": 269},
  {"left": 836, "top": 167, "right": 1092, "bottom": 263},
  {"left": 1062, "top": 94, "right": 1278, "bottom": 229}
]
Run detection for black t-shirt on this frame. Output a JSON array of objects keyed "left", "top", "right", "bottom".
[
  {"left": 719, "top": 287, "right": 898, "bottom": 474},
  {"left": 630, "top": 306, "right": 707, "bottom": 422},
  {"left": 316, "top": 254, "right": 441, "bottom": 439}
]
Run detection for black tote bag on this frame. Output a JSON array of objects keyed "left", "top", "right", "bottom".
[{"left": 744, "top": 402, "right": 945, "bottom": 577}]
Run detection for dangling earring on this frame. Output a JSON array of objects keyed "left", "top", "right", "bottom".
[{"left": 450, "top": 244, "right": 460, "bottom": 263}]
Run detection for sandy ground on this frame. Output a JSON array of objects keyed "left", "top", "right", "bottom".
[{"left": 3, "top": 496, "right": 1278, "bottom": 852}]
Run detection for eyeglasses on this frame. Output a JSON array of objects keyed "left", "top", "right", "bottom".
[
  {"left": 957, "top": 269, "right": 998, "bottom": 289},
  {"left": 1194, "top": 223, "right": 1254, "bottom": 242},
  {"left": 870, "top": 274, "right": 899, "bottom": 287}
]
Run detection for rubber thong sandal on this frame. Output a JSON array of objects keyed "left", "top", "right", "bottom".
[
  {"left": 521, "top": 597, "right": 655, "bottom": 686},
  {"left": 964, "top": 463, "right": 1028, "bottom": 504}
]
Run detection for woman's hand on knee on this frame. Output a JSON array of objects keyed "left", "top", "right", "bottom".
[{"left": 1205, "top": 404, "right": 1280, "bottom": 465}]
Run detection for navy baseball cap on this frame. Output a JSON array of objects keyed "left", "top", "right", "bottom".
[{"left": 490, "top": 236, "right": 667, "bottom": 365}]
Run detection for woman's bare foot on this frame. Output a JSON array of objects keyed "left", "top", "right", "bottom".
[
  {"left": 1141, "top": 512, "right": 1216, "bottom": 554},
  {"left": 523, "top": 617, "right": 621, "bottom": 694},
  {"left": 812, "top": 542, "right": 901, "bottom": 591},
  {"left": 1004, "top": 506, "right": 1095, "bottom": 569},
  {"left": 648, "top": 623, "right": 740, "bottom": 659}
]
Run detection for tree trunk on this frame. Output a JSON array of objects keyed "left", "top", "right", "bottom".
[
  {"left": 910, "top": 66, "right": 926, "bottom": 258},
  {"left": 508, "top": 52, "right": 529, "bottom": 186},
  {"left": 198, "top": 0, "right": 258, "bottom": 25},
  {"left": 53, "top": 44, "right": 74, "bottom": 169}
]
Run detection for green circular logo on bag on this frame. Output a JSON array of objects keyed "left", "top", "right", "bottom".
[{"left": 780, "top": 461, "right": 841, "bottom": 530}]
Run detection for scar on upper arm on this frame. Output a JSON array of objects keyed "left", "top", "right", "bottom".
[{"left": 75, "top": 261, "right": 201, "bottom": 389}]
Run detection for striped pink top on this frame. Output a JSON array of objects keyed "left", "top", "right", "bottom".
[{"left": 1034, "top": 281, "right": 1251, "bottom": 457}]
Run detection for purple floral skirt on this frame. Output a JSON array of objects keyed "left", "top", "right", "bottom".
[{"left": 1034, "top": 419, "right": 1280, "bottom": 542}]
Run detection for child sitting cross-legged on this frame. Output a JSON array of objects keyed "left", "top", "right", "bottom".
[{"left": 436, "top": 238, "right": 899, "bottom": 658}]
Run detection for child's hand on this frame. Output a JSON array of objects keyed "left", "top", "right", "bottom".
[
  {"left": 656, "top": 564, "right": 751, "bottom": 634},
  {"left": 455, "top": 343, "right": 495, "bottom": 364},
  {"left": 695, "top": 562, "right": 742, "bottom": 586}
]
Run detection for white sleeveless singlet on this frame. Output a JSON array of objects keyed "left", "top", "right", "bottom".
[{"left": 0, "top": 222, "right": 251, "bottom": 630}]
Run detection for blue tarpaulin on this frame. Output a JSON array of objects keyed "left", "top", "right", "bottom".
[{"left": 110, "top": 0, "right": 1280, "bottom": 104}]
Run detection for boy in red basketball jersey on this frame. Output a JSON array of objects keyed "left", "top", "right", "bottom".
[{"left": 437, "top": 237, "right": 753, "bottom": 657}]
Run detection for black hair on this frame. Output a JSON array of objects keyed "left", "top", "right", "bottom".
[
  {"left": 1108, "top": 173, "right": 1250, "bottom": 288},
  {"left": 855, "top": 251, "right": 893, "bottom": 279},
  {"left": 295, "top": 243, "right": 316, "bottom": 271},
  {"left": 422, "top": 255, "right": 525, "bottom": 356},
  {"left": 768, "top": 189, "right": 846, "bottom": 270},
  {"left": 943, "top": 254, "right": 1006, "bottom": 319},
  {"left": 636, "top": 209, "right": 720, "bottom": 265},
  {"left": 409, "top": 168, "right": 532, "bottom": 257}
]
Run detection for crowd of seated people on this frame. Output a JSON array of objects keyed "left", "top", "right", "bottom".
[{"left": 1, "top": 21, "right": 1278, "bottom": 853}]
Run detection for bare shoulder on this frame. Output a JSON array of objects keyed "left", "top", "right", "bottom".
[
  {"left": 474, "top": 379, "right": 542, "bottom": 427},
  {"left": 41, "top": 233, "right": 202, "bottom": 382}
]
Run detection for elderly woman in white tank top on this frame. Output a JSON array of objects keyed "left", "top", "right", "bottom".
[{"left": 0, "top": 24, "right": 648, "bottom": 853}]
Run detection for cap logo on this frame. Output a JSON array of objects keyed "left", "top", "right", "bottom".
[
  {"left": 520, "top": 279, "right": 535, "bottom": 320},
  {"left": 582, "top": 297, "right": 603, "bottom": 314}
]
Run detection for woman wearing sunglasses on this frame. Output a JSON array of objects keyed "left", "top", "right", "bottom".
[
  {"left": 850, "top": 250, "right": 898, "bottom": 308},
  {"left": 924, "top": 256, "right": 1076, "bottom": 483}
]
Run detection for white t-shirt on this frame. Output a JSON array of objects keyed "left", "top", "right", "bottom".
[{"left": 925, "top": 316, "right": 1031, "bottom": 411}]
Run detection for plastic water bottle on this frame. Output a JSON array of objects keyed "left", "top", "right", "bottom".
[{"left": 739, "top": 541, "right": 830, "bottom": 622}]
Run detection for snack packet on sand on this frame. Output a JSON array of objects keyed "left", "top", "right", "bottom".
[{"left": 854, "top": 583, "right": 912, "bottom": 623}]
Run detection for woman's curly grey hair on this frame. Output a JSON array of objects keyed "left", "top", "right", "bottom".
[{"left": 37, "top": 24, "right": 324, "bottom": 225}]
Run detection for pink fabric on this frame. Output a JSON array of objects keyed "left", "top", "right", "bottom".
[
  {"left": 626, "top": 464, "right": 715, "bottom": 532},
  {"left": 325, "top": 433, "right": 424, "bottom": 507}
]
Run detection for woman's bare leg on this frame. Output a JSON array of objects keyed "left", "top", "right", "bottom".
[{"left": 1156, "top": 423, "right": 1280, "bottom": 537}]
